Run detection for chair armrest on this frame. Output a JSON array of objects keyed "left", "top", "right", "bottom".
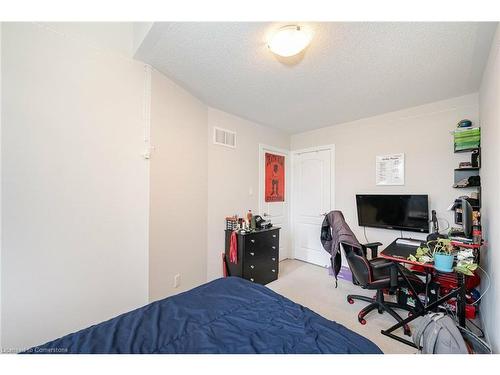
[
  {"left": 363, "top": 241, "right": 383, "bottom": 248},
  {"left": 362, "top": 242, "right": 383, "bottom": 259}
]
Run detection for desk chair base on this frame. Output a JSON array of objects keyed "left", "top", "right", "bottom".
[{"left": 347, "top": 289, "right": 414, "bottom": 336}]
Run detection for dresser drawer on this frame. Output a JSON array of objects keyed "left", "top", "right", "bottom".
[
  {"left": 244, "top": 265, "right": 278, "bottom": 285},
  {"left": 244, "top": 231, "right": 279, "bottom": 259},
  {"left": 244, "top": 232, "right": 279, "bottom": 248},
  {"left": 244, "top": 251, "right": 278, "bottom": 266},
  {"left": 245, "top": 273, "right": 278, "bottom": 285},
  {"left": 244, "top": 245, "right": 278, "bottom": 260},
  {"left": 243, "top": 258, "right": 278, "bottom": 283},
  {"left": 244, "top": 256, "right": 278, "bottom": 271}
]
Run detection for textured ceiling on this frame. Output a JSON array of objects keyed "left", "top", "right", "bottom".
[{"left": 135, "top": 22, "right": 497, "bottom": 134}]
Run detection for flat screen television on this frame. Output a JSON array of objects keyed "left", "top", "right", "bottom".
[{"left": 356, "top": 194, "right": 429, "bottom": 233}]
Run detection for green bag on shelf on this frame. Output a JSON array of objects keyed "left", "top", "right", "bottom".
[{"left": 454, "top": 128, "right": 480, "bottom": 150}]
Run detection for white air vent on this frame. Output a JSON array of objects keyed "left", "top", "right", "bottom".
[{"left": 213, "top": 127, "right": 236, "bottom": 148}]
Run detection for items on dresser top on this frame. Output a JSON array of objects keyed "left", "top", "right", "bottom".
[
  {"left": 226, "top": 210, "right": 273, "bottom": 232},
  {"left": 253, "top": 215, "right": 273, "bottom": 230},
  {"left": 225, "top": 216, "right": 239, "bottom": 230},
  {"left": 224, "top": 227, "right": 280, "bottom": 285}
]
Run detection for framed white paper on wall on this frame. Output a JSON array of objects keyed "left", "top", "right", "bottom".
[{"left": 376, "top": 153, "right": 405, "bottom": 185}]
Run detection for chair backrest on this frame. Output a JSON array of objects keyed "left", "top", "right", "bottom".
[{"left": 341, "top": 243, "right": 372, "bottom": 286}]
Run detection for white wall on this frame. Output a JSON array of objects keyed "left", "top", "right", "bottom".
[
  {"left": 291, "top": 94, "right": 478, "bottom": 247},
  {"left": 1, "top": 23, "right": 149, "bottom": 350},
  {"left": 479, "top": 24, "right": 500, "bottom": 354},
  {"left": 206, "top": 108, "right": 290, "bottom": 280},
  {"left": 148, "top": 69, "right": 209, "bottom": 301},
  {"left": 38, "top": 22, "right": 135, "bottom": 58},
  {"left": 0, "top": 22, "right": 291, "bottom": 349}
]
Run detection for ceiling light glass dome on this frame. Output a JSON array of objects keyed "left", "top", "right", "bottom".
[{"left": 268, "top": 25, "right": 312, "bottom": 57}]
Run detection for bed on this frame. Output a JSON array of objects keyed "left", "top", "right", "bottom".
[{"left": 25, "top": 277, "right": 382, "bottom": 354}]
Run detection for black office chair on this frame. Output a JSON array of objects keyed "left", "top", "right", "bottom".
[{"left": 341, "top": 242, "right": 425, "bottom": 336}]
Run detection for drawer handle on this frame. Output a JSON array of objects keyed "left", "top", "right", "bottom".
[
  {"left": 250, "top": 252, "right": 255, "bottom": 256},
  {"left": 272, "top": 235, "right": 276, "bottom": 238},
  {"left": 272, "top": 269, "right": 276, "bottom": 273},
  {"left": 250, "top": 239, "right": 255, "bottom": 243},
  {"left": 272, "top": 257, "right": 276, "bottom": 261},
  {"left": 272, "top": 246, "right": 276, "bottom": 250},
  {"left": 250, "top": 278, "right": 254, "bottom": 282},
  {"left": 250, "top": 265, "right": 255, "bottom": 269}
]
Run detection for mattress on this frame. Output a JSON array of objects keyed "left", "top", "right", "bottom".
[{"left": 25, "top": 277, "right": 382, "bottom": 354}]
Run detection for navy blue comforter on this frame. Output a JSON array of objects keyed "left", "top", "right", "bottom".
[{"left": 26, "top": 277, "right": 382, "bottom": 354}]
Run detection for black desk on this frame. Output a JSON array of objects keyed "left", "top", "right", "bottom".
[
  {"left": 380, "top": 239, "right": 434, "bottom": 270},
  {"left": 379, "top": 238, "right": 467, "bottom": 349}
]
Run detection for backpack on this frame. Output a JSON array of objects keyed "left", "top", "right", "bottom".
[{"left": 412, "top": 313, "right": 468, "bottom": 354}]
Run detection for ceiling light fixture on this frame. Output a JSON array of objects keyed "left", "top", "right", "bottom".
[{"left": 267, "top": 25, "right": 312, "bottom": 57}]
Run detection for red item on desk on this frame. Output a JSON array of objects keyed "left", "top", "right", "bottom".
[{"left": 229, "top": 230, "right": 238, "bottom": 264}]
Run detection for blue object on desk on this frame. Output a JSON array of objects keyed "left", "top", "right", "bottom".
[{"left": 434, "top": 253, "right": 454, "bottom": 273}]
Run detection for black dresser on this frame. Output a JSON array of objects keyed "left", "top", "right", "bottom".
[{"left": 224, "top": 227, "right": 280, "bottom": 285}]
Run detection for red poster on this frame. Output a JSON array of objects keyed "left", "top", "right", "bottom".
[{"left": 265, "top": 153, "right": 285, "bottom": 202}]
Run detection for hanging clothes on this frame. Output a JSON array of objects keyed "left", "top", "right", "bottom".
[
  {"left": 229, "top": 230, "right": 238, "bottom": 264},
  {"left": 320, "top": 210, "right": 362, "bottom": 287}
]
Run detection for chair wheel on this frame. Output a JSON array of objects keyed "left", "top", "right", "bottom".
[
  {"left": 347, "top": 297, "right": 354, "bottom": 304},
  {"left": 359, "top": 318, "right": 367, "bottom": 325}
]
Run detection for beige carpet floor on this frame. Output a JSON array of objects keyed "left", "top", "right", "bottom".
[{"left": 267, "top": 259, "right": 418, "bottom": 354}]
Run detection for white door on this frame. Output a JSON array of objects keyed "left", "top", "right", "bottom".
[
  {"left": 259, "top": 145, "right": 289, "bottom": 261},
  {"left": 292, "top": 147, "right": 334, "bottom": 267}
]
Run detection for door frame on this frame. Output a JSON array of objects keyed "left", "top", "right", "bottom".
[
  {"left": 290, "top": 144, "right": 336, "bottom": 262},
  {"left": 258, "top": 144, "right": 291, "bottom": 259}
]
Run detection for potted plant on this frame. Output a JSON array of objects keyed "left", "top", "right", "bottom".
[
  {"left": 408, "top": 238, "right": 454, "bottom": 271},
  {"left": 431, "top": 238, "right": 455, "bottom": 272},
  {"left": 408, "top": 238, "right": 478, "bottom": 275}
]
